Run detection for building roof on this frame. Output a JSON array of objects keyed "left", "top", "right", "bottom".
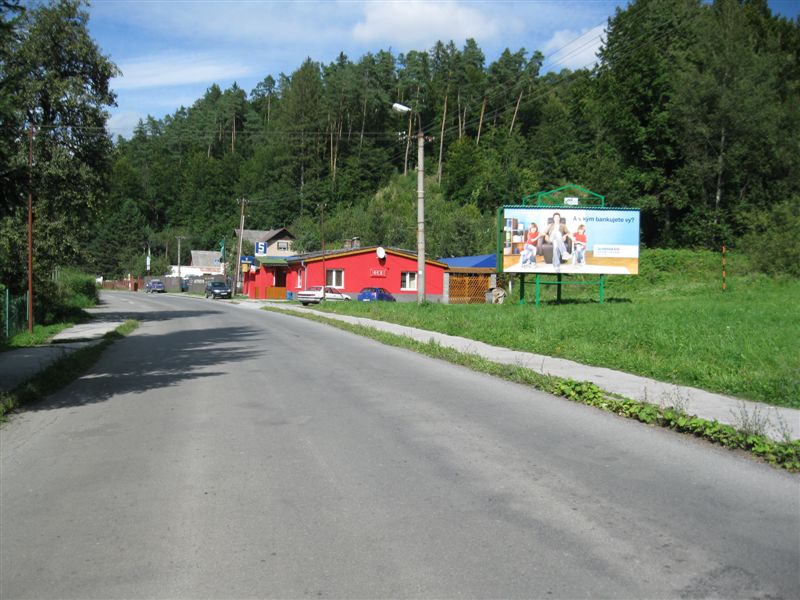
[
  {"left": 284, "top": 246, "right": 448, "bottom": 268},
  {"left": 235, "top": 228, "right": 294, "bottom": 244},
  {"left": 439, "top": 254, "right": 496, "bottom": 269},
  {"left": 190, "top": 250, "right": 223, "bottom": 268}
]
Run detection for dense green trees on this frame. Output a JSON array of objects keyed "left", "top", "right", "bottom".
[
  {"left": 1, "top": 0, "right": 797, "bottom": 284},
  {"left": 0, "top": 0, "right": 117, "bottom": 296}
]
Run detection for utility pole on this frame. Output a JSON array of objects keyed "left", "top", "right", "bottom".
[
  {"left": 320, "top": 203, "right": 326, "bottom": 300},
  {"left": 416, "top": 124, "right": 426, "bottom": 304},
  {"left": 176, "top": 235, "right": 187, "bottom": 279},
  {"left": 27, "top": 125, "right": 34, "bottom": 332},
  {"left": 392, "top": 103, "right": 426, "bottom": 304},
  {"left": 234, "top": 198, "right": 248, "bottom": 295}
]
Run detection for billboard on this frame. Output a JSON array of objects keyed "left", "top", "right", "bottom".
[{"left": 501, "top": 207, "right": 640, "bottom": 275}]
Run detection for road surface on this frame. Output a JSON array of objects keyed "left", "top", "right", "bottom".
[{"left": 2, "top": 292, "right": 798, "bottom": 598}]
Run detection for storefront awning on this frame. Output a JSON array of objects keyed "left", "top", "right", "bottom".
[{"left": 257, "top": 257, "right": 288, "bottom": 267}]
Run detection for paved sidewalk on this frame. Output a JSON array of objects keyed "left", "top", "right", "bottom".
[
  {"left": 254, "top": 302, "right": 800, "bottom": 441},
  {"left": 0, "top": 306, "right": 124, "bottom": 393}
]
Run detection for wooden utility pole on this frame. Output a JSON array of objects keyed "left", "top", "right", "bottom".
[{"left": 234, "top": 198, "right": 248, "bottom": 295}]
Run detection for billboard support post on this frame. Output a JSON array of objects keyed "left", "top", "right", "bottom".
[
  {"left": 518, "top": 274, "right": 525, "bottom": 305},
  {"left": 532, "top": 275, "right": 607, "bottom": 307}
]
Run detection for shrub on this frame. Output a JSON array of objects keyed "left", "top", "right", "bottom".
[{"left": 741, "top": 200, "right": 800, "bottom": 277}]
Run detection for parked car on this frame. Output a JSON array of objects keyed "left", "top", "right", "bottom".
[
  {"left": 357, "top": 287, "right": 396, "bottom": 302},
  {"left": 296, "top": 286, "right": 351, "bottom": 305},
  {"left": 146, "top": 280, "right": 166, "bottom": 293},
  {"left": 205, "top": 280, "right": 232, "bottom": 299}
]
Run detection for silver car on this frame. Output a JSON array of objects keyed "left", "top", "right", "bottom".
[{"left": 296, "top": 286, "right": 351, "bottom": 305}]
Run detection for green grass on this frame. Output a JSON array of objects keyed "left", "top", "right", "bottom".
[
  {"left": 0, "top": 317, "right": 91, "bottom": 352},
  {"left": 308, "top": 249, "right": 800, "bottom": 408},
  {"left": 0, "top": 320, "right": 139, "bottom": 418}
]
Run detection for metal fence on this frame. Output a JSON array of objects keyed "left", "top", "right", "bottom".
[{"left": 2, "top": 287, "right": 28, "bottom": 340}]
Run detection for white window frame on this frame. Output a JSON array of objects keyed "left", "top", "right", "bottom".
[
  {"left": 277, "top": 241, "right": 290, "bottom": 251},
  {"left": 296, "top": 269, "right": 303, "bottom": 289},
  {"left": 401, "top": 271, "right": 417, "bottom": 291},
  {"left": 326, "top": 269, "right": 344, "bottom": 288}
]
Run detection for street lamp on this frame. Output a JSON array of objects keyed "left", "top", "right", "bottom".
[{"left": 392, "top": 102, "right": 425, "bottom": 304}]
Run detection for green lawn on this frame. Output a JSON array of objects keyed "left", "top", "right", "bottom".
[
  {"left": 0, "top": 321, "right": 81, "bottom": 352},
  {"left": 313, "top": 250, "right": 800, "bottom": 408}
]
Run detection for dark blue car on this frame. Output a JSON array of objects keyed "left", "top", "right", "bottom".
[{"left": 357, "top": 287, "right": 396, "bottom": 302}]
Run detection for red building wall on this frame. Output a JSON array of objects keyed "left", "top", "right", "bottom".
[
  {"left": 244, "top": 249, "right": 447, "bottom": 300},
  {"left": 243, "top": 266, "right": 275, "bottom": 298},
  {"left": 291, "top": 250, "right": 445, "bottom": 299}
]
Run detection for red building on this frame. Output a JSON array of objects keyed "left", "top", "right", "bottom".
[{"left": 243, "top": 246, "right": 448, "bottom": 302}]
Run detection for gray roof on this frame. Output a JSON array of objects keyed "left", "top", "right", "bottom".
[
  {"left": 190, "top": 250, "right": 222, "bottom": 267},
  {"left": 234, "top": 228, "right": 294, "bottom": 244}
]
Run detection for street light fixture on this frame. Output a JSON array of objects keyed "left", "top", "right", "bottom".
[{"left": 392, "top": 102, "right": 426, "bottom": 304}]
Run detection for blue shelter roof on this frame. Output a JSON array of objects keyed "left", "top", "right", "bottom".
[{"left": 439, "top": 254, "right": 496, "bottom": 269}]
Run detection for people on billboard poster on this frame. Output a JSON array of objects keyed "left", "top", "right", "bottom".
[
  {"left": 544, "top": 212, "right": 572, "bottom": 267},
  {"left": 519, "top": 222, "right": 540, "bottom": 268},
  {"left": 501, "top": 206, "right": 640, "bottom": 275},
  {"left": 572, "top": 223, "right": 587, "bottom": 266}
]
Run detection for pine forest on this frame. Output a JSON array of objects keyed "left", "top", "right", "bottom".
[{"left": 1, "top": 0, "right": 799, "bottom": 290}]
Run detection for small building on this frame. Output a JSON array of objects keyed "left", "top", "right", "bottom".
[
  {"left": 439, "top": 254, "right": 498, "bottom": 304},
  {"left": 236, "top": 228, "right": 296, "bottom": 257},
  {"left": 165, "top": 250, "right": 224, "bottom": 278},
  {"left": 190, "top": 250, "right": 224, "bottom": 274},
  {"left": 243, "top": 246, "right": 448, "bottom": 302}
]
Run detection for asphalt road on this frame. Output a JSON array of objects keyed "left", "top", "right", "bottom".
[{"left": 1, "top": 292, "right": 798, "bottom": 599}]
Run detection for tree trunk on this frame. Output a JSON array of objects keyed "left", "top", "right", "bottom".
[
  {"left": 403, "top": 112, "right": 412, "bottom": 176},
  {"left": 360, "top": 95, "right": 367, "bottom": 149},
  {"left": 476, "top": 97, "right": 486, "bottom": 146},
  {"left": 437, "top": 91, "right": 448, "bottom": 183},
  {"left": 510, "top": 89, "right": 523, "bottom": 133},
  {"left": 457, "top": 92, "right": 463, "bottom": 139}
]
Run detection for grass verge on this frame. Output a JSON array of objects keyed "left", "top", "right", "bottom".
[
  {"left": 0, "top": 320, "right": 139, "bottom": 419},
  {"left": 312, "top": 252, "right": 799, "bottom": 408},
  {"left": 265, "top": 306, "right": 799, "bottom": 471}
]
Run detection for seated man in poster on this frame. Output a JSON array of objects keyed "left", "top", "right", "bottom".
[{"left": 543, "top": 212, "right": 572, "bottom": 267}]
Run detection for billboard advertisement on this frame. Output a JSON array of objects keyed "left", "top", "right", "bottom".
[{"left": 501, "top": 207, "right": 640, "bottom": 275}]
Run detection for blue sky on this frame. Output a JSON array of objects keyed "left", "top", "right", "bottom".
[{"left": 86, "top": 0, "right": 800, "bottom": 139}]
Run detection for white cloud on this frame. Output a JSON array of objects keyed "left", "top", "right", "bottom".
[
  {"left": 112, "top": 54, "right": 254, "bottom": 90},
  {"left": 352, "top": 1, "right": 504, "bottom": 47},
  {"left": 541, "top": 24, "right": 606, "bottom": 71},
  {"left": 107, "top": 110, "right": 144, "bottom": 138}
]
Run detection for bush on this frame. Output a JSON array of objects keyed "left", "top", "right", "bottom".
[
  {"left": 58, "top": 269, "right": 98, "bottom": 306},
  {"left": 741, "top": 200, "right": 800, "bottom": 277},
  {"left": 33, "top": 270, "right": 98, "bottom": 324}
]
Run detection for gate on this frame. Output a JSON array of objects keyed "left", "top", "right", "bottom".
[{"left": 448, "top": 273, "right": 492, "bottom": 304}]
